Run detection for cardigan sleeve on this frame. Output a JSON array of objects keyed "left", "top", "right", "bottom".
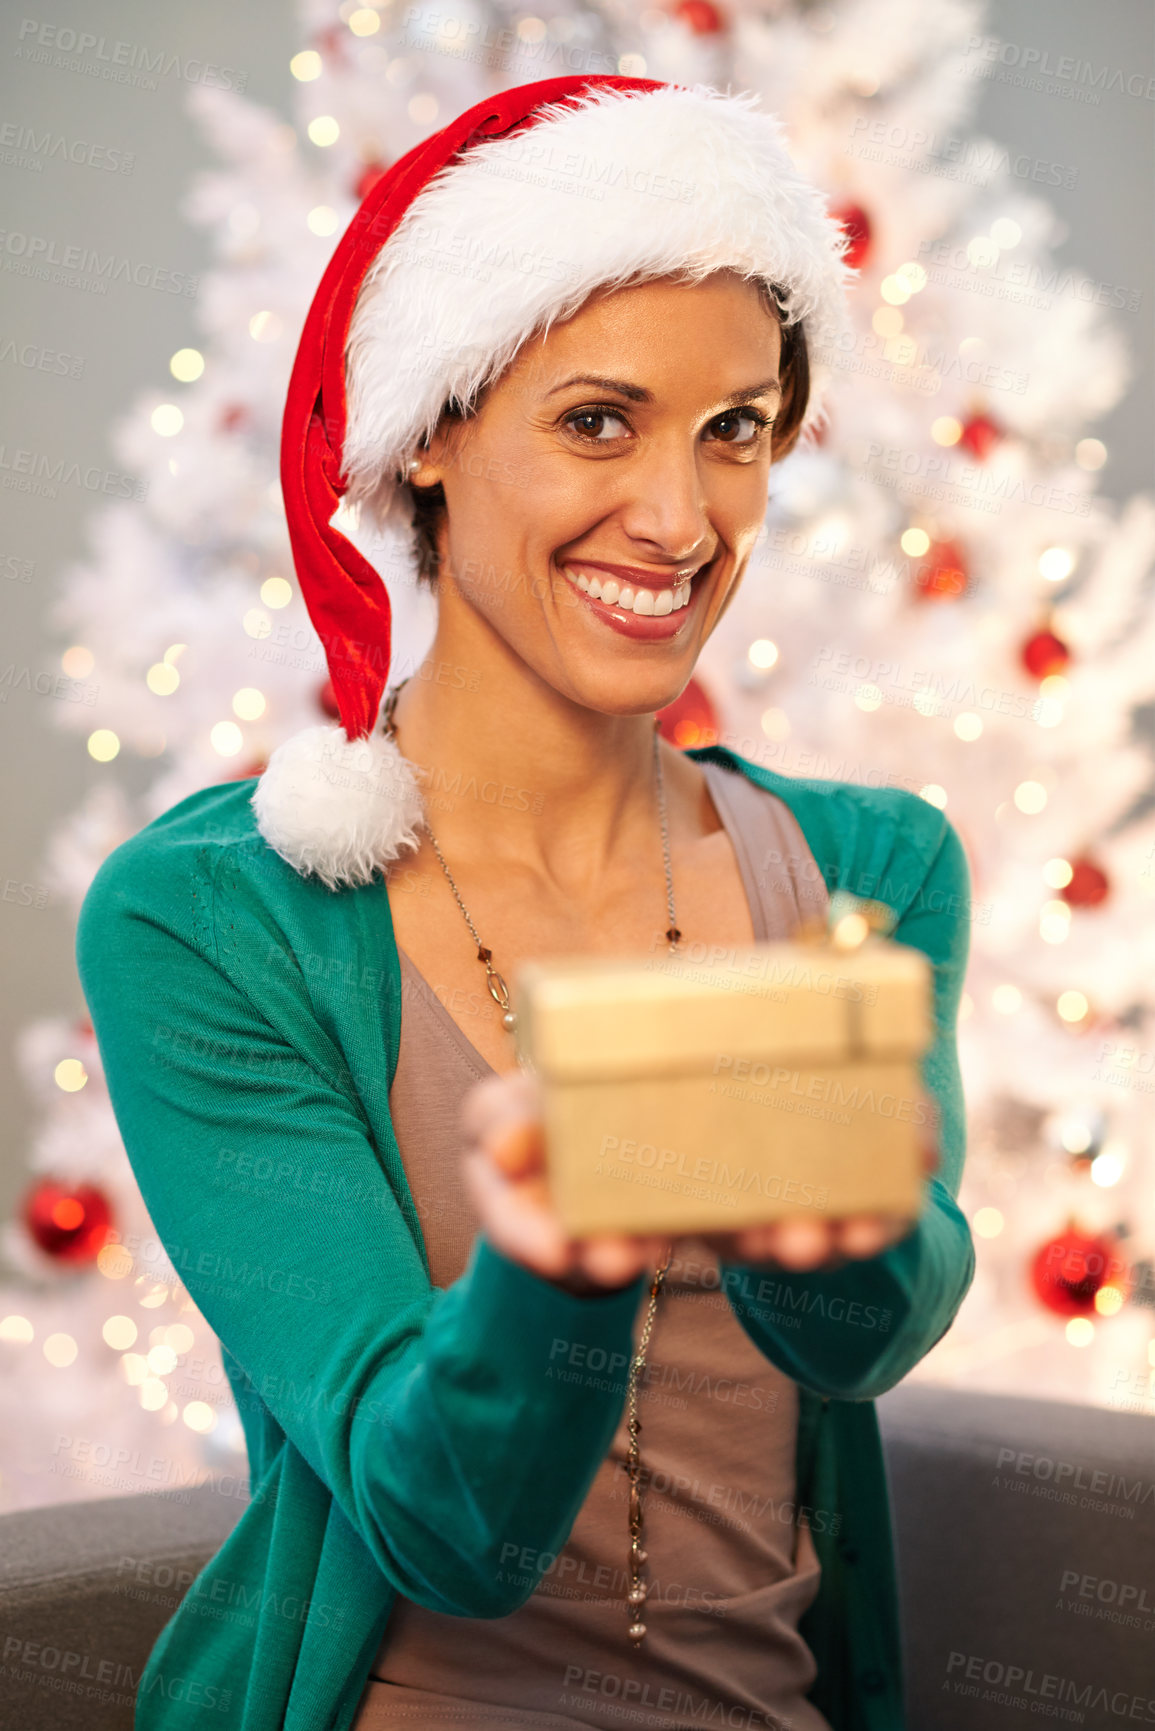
[
  {"left": 717, "top": 806, "right": 975, "bottom": 1401},
  {"left": 76, "top": 833, "right": 644, "bottom": 1620}
]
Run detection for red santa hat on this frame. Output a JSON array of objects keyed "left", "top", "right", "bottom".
[{"left": 253, "top": 74, "right": 853, "bottom": 890}]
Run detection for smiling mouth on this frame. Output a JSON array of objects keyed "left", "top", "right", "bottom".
[{"left": 561, "top": 561, "right": 701, "bottom": 617}]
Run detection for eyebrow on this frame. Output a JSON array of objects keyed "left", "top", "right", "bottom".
[{"left": 545, "top": 373, "right": 784, "bottom": 409}]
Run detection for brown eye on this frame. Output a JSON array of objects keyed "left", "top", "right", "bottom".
[
  {"left": 564, "top": 408, "right": 630, "bottom": 442},
  {"left": 706, "top": 408, "right": 770, "bottom": 445}
]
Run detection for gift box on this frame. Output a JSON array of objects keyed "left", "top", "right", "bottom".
[{"left": 513, "top": 925, "right": 934, "bottom": 1237}]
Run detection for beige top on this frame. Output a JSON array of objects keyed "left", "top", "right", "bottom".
[{"left": 353, "top": 758, "right": 833, "bottom": 1730}]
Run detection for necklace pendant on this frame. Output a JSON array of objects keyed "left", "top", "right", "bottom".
[
  {"left": 665, "top": 926, "right": 682, "bottom": 950},
  {"left": 628, "top": 1621, "right": 647, "bottom": 1643}
]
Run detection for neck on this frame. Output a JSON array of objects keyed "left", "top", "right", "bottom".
[{"left": 389, "top": 610, "right": 669, "bottom": 882}]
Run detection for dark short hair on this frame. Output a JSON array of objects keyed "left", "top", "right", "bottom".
[{"left": 408, "top": 278, "right": 811, "bottom": 588}]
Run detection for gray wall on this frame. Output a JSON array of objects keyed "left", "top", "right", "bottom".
[{"left": 1, "top": 0, "right": 1152, "bottom": 1230}]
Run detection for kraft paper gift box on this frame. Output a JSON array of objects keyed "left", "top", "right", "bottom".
[{"left": 512, "top": 927, "right": 934, "bottom": 1238}]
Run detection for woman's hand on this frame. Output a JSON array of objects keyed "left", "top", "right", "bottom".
[
  {"left": 461, "top": 1070, "right": 671, "bottom": 1291},
  {"left": 461, "top": 1070, "right": 940, "bottom": 1291}
]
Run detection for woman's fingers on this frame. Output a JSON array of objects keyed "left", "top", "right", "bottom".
[
  {"left": 461, "top": 1146, "right": 571, "bottom": 1276},
  {"left": 835, "top": 1213, "right": 908, "bottom": 1258},
  {"left": 461, "top": 1070, "right": 544, "bottom": 1178},
  {"left": 698, "top": 1208, "right": 916, "bottom": 1271}
]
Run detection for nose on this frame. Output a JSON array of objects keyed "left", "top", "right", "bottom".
[{"left": 614, "top": 432, "right": 714, "bottom": 566}]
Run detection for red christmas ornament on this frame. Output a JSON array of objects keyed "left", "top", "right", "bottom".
[
  {"left": 22, "top": 1179, "right": 113, "bottom": 1265},
  {"left": 831, "top": 203, "right": 872, "bottom": 271},
  {"left": 958, "top": 413, "right": 1002, "bottom": 461},
  {"left": 317, "top": 677, "right": 341, "bottom": 720},
  {"left": 1060, "top": 857, "right": 1111, "bottom": 909},
  {"left": 1020, "top": 627, "right": 1070, "bottom": 680},
  {"left": 1030, "top": 1226, "right": 1124, "bottom": 1317},
  {"left": 657, "top": 675, "right": 720, "bottom": 749},
  {"left": 672, "top": 0, "right": 725, "bottom": 33},
  {"left": 913, "top": 539, "right": 968, "bottom": 601},
  {"left": 354, "top": 159, "right": 389, "bottom": 203}
]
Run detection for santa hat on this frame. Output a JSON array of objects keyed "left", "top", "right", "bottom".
[{"left": 253, "top": 74, "right": 853, "bottom": 891}]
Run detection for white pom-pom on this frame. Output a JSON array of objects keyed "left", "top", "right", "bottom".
[{"left": 251, "top": 725, "right": 425, "bottom": 891}]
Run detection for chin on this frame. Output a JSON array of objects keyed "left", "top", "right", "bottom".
[{"left": 560, "top": 659, "right": 699, "bottom": 721}]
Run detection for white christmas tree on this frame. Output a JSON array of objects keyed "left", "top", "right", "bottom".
[{"left": 3, "top": 0, "right": 1153, "bottom": 1514}]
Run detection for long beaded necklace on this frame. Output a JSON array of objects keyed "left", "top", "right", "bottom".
[{"left": 380, "top": 678, "right": 678, "bottom": 1644}]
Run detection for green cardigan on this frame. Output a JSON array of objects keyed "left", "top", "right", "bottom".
[{"left": 75, "top": 745, "right": 974, "bottom": 1731}]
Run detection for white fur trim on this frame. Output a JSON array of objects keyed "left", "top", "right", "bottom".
[
  {"left": 251, "top": 725, "right": 425, "bottom": 891},
  {"left": 343, "top": 81, "right": 853, "bottom": 538}
]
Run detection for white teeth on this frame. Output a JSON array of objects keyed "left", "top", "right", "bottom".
[{"left": 565, "top": 566, "right": 694, "bottom": 615}]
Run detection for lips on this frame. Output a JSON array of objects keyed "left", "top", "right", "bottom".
[
  {"left": 565, "top": 561, "right": 693, "bottom": 617},
  {"left": 557, "top": 553, "right": 713, "bottom": 645}
]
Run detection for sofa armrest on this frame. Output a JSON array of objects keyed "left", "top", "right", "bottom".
[
  {"left": 878, "top": 1383, "right": 1155, "bottom": 1730},
  {"left": 0, "top": 1480, "right": 246, "bottom": 1730}
]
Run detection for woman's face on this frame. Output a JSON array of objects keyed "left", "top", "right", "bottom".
[{"left": 419, "top": 270, "right": 784, "bottom": 717}]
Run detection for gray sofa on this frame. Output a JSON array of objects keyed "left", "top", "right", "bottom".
[{"left": 1, "top": 1384, "right": 1151, "bottom": 1728}]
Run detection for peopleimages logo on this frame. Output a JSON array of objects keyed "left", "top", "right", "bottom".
[{"left": 945, "top": 1652, "right": 1155, "bottom": 1722}]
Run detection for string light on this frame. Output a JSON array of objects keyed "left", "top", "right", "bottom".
[
  {"left": 87, "top": 730, "right": 120, "bottom": 763},
  {"left": 989, "top": 218, "right": 1022, "bottom": 249},
  {"left": 931, "top": 416, "right": 962, "bottom": 446},
  {"left": 211, "top": 721, "right": 244, "bottom": 757},
  {"left": 243, "top": 609, "right": 272, "bottom": 639},
  {"left": 232, "top": 688, "right": 266, "bottom": 721},
  {"left": 169, "top": 348, "right": 203, "bottom": 382},
  {"left": 147, "top": 663, "right": 180, "bottom": 696},
  {"left": 151, "top": 405, "right": 183, "bottom": 437},
  {"left": 1038, "top": 547, "right": 1074, "bottom": 582},
  {"left": 1014, "top": 780, "right": 1047, "bottom": 814},
  {"left": 261, "top": 577, "right": 292, "bottom": 609}
]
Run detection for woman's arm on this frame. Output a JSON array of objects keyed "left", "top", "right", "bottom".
[
  {"left": 716, "top": 810, "right": 976, "bottom": 1401},
  {"left": 76, "top": 836, "right": 644, "bottom": 1620}
]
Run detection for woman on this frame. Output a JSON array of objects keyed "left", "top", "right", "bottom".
[{"left": 77, "top": 75, "right": 974, "bottom": 1731}]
